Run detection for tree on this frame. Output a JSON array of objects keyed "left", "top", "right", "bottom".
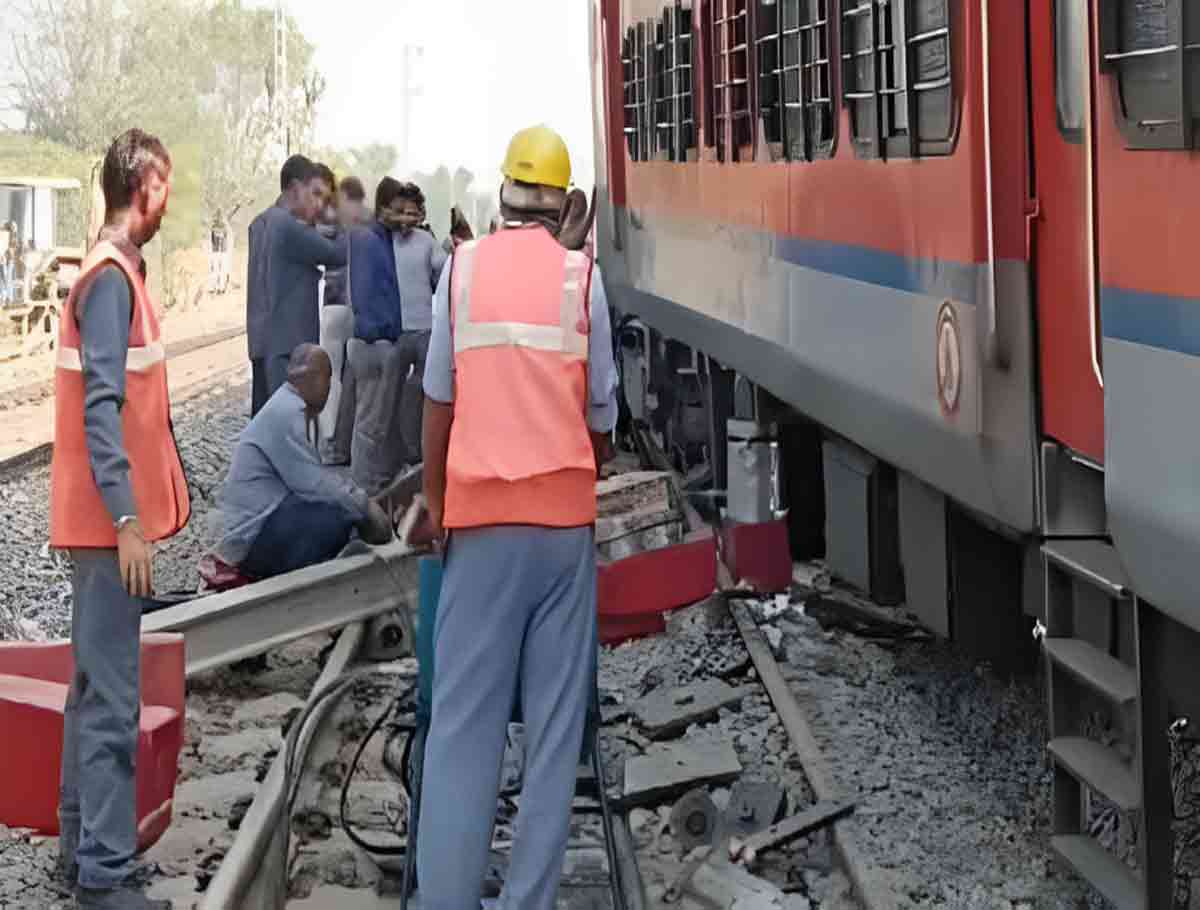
[
  {"left": 5, "top": 0, "right": 206, "bottom": 154},
  {"left": 196, "top": 0, "right": 322, "bottom": 232},
  {"left": 4, "top": 0, "right": 324, "bottom": 242}
]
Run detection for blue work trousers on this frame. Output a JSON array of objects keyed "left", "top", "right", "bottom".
[
  {"left": 416, "top": 525, "right": 597, "bottom": 910},
  {"left": 239, "top": 494, "right": 356, "bottom": 580},
  {"left": 59, "top": 549, "right": 146, "bottom": 890}
]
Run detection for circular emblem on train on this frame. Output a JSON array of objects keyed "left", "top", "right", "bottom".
[{"left": 935, "top": 302, "right": 961, "bottom": 416}]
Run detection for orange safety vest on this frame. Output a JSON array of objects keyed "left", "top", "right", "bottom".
[
  {"left": 444, "top": 226, "right": 596, "bottom": 529},
  {"left": 50, "top": 241, "right": 190, "bottom": 548}
]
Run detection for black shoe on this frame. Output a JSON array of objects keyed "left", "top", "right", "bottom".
[{"left": 76, "top": 884, "right": 170, "bottom": 909}]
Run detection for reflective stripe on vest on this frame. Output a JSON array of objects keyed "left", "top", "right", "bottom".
[
  {"left": 49, "top": 241, "right": 191, "bottom": 548},
  {"left": 443, "top": 227, "right": 597, "bottom": 529},
  {"left": 452, "top": 237, "right": 591, "bottom": 360}
]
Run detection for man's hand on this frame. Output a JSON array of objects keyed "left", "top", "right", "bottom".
[
  {"left": 406, "top": 496, "right": 444, "bottom": 550},
  {"left": 117, "top": 520, "right": 153, "bottom": 599},
  {"left": 591, "top": 431, "right": 615, "bottom": 474},
  {"left": 360, "top": 501, "right": 394, "bottom": 545}
]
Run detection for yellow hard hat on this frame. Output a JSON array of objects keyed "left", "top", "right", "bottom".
[{"left": 501, "top": 125, "right": 572, "bottom": 190}]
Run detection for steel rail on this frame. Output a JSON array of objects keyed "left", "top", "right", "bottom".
[
  {"left": 728, "top": 600, "right": 895, "bottom": 910},
  {"left": 199, "top": 621, "right": 367, "bottom": 910},
  {"left": 145, "top": 539, "right": 419, "bottom": 677}
]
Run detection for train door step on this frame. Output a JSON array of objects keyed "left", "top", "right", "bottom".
[
  {"left": 1045, "top": 736, "right": 1140, "bottom": 812},
  {"left": 1041, "top": 538, "right": 1145, "bottom": 908},
  {"left": 1050, "top": 835, "right": 1145, "bottom": 910},
  {"left": 1041, "top": 539, "right": 1130, "bottom": 597},
  {"left": 1042, "top": 638, "right": 1137, "bottom": 707}
]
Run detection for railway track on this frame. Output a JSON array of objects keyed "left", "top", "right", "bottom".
[
  {"left": 0, "top": 325, "right": 246, "bottom": 479},
  {"left": 170, "top": 531, "right": 876, "bottom": 910}
]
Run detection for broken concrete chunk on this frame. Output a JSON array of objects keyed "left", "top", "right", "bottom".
[
  {"left": 596, "top": 506, "right": 685, "bottom": 561},
  {"left": 688, "top": 855, "right": 791, "bottom": 910},
  {"left": 623, "top": 742, "right": 742, "bottom": 807},
  {"left": 596, "top": 471, "right": 673, "bottom": 517},
  {"left": 633, "top": 679, "right": 755, "bottom": 740}
]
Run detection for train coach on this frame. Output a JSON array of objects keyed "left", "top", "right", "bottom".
[{"left": 588, "top": 0, "right": 1200, "bottom": 905}]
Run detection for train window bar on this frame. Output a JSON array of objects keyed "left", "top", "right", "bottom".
[
  {"left": 799, "top": 0, "right": 837, "bottom": 160},
  {"left": 841, "top": 0, "right": 880, "bottom": 157},
  {"left": 1099, "top": 0, "right": 1196, "bottom": 150},
  {"left": 757, "top": 0, "right": 786, "bottom": 157},
  {"left": 840, "top": 0, "right": 951, "bottom": 159},
  {"left": 638, "top": 21, "right": 655, "bottom": 161},
  {"left": 655, "top": 18, "right": 673, "bottom": 159},
  {"left": 663, "top": 1, "right": 697, "bottom": 162},
  {"left": 714, "top": 0, "right": 755, "bottom": 161},
  {"left": 622, "top": 29, "right": 641, "bottom": 161}
]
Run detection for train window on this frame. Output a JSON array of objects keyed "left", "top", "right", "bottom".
[
  {"left": 663, "top": 1, "right": 697, "bottom": 161},
  {"left": 840, "top": 0, "right": 954, "bottom": 159},
  {"left": 701, "top": 0, "right": 717, "bottom": 147},
  {"left": 1100, "top": 0, "right": 1200, "bottom": 150},
  {"left": 654, "top": 19, "right": 672, "bottom": 158},
  {"left": 798, "top": 0, "right": 838, "bottom": 159},
  {"left": 1054, "top": 0, "right": 1086, "bottom": 142},
  {"left": 713, "top": 0, "right": 755, "bottom": 160},
  {"left": 757, "top": 1, "right": 785, "bottom": 152},
  {"left": 759, "top": 0, "right": 837, "bottom": 160},
  {"left": 624, "top": 26, "right": 643, "bottom": 160}
]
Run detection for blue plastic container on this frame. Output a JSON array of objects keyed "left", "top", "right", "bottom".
[{"left": 416, "top": 555, "right": 443, "bottom": 726}]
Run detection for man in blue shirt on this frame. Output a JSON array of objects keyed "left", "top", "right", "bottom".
[{"left": 344, "top": 178, "right": 407, "bottom": 493}]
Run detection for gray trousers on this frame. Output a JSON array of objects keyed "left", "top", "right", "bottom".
[
  {"left": 59, "top": 549, "right": 144, "bottom": 889},
  {"left": 417, "top": 525, "right": 597, "bottom": 910},
  {"left": 348, "top": 331, "right": 430, "bottom": 494}
]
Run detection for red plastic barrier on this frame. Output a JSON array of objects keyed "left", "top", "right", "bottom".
[
  {"left": 721, "top": 519, "right": 793, "bottom": 593},
  {"left": 597, "top": 529, "right": 717, "bottom": 644},
  {"left": 0, "top": 635, "right": 185, "bottom": 852}
]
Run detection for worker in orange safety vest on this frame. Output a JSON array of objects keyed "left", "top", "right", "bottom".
[
  {"left": 50, "top": 128, "right": 187, "bottom": 910},
  {"left": 411, "top": 125, "right": 616, "bottom": 910}
]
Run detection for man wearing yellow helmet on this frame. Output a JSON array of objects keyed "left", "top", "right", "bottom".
[{"left": 413, "top": 125, "right": 616, "bottom": 910}]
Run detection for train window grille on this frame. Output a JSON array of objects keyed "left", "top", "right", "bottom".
[
  {"left": 1099, "top": 0, "right": 1200, "bottom": 150},
  {"left": 713, "top": 0, "right": 755, "bottom": 161},
  {"left": 622, "top": 27, "right": 643, "bottom": 160},
  {"left": 757, "top": 1, "right": 785, "bottom": 152},
  {"left": 639, "top": 22, "right": 656, "bottom": 160},
  {"left": 662, "top": 2, "right": 697, "bottom": 161},
  {"left": 840, "top": 0, "right": 953, "bottom": 159},
  {"left": 758, "top": 0, "right": 837, "bottom": 160},
  {"left": 655, "top": 19, "right": 673, "bottom": 158}
]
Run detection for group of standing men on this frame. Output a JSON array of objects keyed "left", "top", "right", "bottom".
[{"left": 245, "top": 155, "right": 449, "bottom": 497}]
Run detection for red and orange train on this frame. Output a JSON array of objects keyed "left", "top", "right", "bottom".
[{"left": 588, "top": 1, "right": 1200, "bottom": 905}]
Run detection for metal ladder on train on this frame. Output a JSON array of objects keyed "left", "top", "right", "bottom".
[{"left": 1042, "top": 539, "right": 1149, "bottom": 910}]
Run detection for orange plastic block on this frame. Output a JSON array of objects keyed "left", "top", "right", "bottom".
[{"left": 0, "top": 635, "right": 185, "bottom": 852}]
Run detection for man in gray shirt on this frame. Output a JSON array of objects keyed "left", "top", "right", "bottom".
[
  {"left": 55, "top": 130, "right": 178, "bottom": 910},
  {"left": 246, "top": 156, "right": 346, "bottom": 415},
  {"left": 216, "top": 344, "right": 391, "bottom": 578},
  {"left": 385, "top": 181, "right": 447, "bottom": 462}
]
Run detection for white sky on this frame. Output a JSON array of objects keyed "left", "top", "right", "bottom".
[{"left": 282, "top": 0, "right": 596, "bottom": 192}]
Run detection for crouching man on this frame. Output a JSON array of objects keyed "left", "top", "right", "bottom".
[{"left": 214, "top": 343, "right": 392, "bottom": 581}]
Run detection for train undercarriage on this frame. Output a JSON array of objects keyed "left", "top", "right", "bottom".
[{"left": 616, "top": 317, "right": 1200, "bottom": 909}]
